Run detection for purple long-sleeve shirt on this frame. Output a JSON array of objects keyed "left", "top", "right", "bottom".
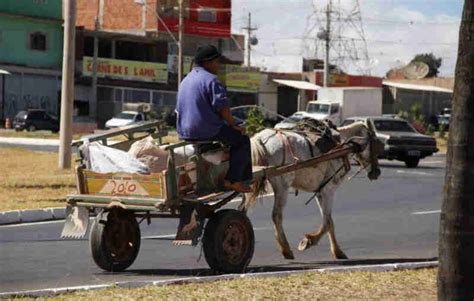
[{"left": 176, "top": 66, "right": 229, "bottom": 140}]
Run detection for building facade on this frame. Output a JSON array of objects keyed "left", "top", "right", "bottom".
[{"left": 0, "top": 0, "right": 63, "bottom": 122}]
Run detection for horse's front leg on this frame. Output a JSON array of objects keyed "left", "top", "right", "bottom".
[
  {"left": 297, "top": 188, "right": 347, "bottom": 259},
  {"left": 270, "top": 178, "right": 294, "bottom": 260}
]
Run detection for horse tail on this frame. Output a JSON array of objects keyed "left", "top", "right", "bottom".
[{"left": 242, "top": 136, "right": 268, "bottom": 211}]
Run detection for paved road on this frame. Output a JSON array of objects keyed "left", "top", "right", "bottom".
[{"left": 0, "top": 155, "right": 445, "bottom": 293}]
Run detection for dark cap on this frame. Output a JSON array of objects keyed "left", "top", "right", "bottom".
[{"left": 194, "top": 45, "right": 221, "bottom": 64}]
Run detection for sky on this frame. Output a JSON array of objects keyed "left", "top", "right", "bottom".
[{"left": 231, "top": 0, "right": 464, "bottom": 77}]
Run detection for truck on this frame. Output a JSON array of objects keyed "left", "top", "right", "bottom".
[
  {"left": 305, "top": 87, "right": 383, "bottom": 126},
  {"left": 105, "top": 103, "right": 153, "bottom": 129}
]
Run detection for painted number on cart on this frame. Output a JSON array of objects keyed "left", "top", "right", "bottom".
[{"left": 99, "top": 179, "right": 149, "bottom": 196}]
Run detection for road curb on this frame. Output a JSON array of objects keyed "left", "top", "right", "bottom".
[
  {"left": 0, "top": 261, "right": 438, "bottom": 298},
  {"left": 0, "top": 207, "right": 65, "bottom": 225}
]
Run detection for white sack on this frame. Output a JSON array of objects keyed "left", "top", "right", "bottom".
[{"left": 87, "top": 142, "right": 149, "bottom": 174}]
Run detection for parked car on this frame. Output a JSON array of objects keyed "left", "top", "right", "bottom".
[
  {"left": 274, "top": 111, "right": 307, "bottom": 129},
  {"left": 13, "top": 109, "right": 59, "bottom": 132},
  {"left": 105, "top": 111, "right": 147, "bottom": 129},
  {"left": 341, "top": 117, "right": 438, "bottom": 168},
  {"left": 437, "top": 114, "right": 450, "bottom": 130}
]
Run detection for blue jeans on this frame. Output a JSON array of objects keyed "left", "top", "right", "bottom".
[{"left": 212, "top": 125, "right": 253, "bottom": 183}]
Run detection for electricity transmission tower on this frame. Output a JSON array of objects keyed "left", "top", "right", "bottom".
[{"left": 303, "top": 0, "right": 371, "bottom": 75}]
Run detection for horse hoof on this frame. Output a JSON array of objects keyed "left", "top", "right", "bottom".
[
  {"left": 297, "top": 237, "right": 312, "bottom": 251},
  {"left": 283, "top": 250, "right": 295, "bottom": 260}
]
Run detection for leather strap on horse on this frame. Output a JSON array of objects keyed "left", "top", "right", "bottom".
[
  {"left": 304, "top": 155, "right": 351, "bottom": 206},
  {"left": 275, "top": 129, "right": 299, "bottom": 164}
]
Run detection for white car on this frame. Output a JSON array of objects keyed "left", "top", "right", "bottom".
[
  {"left": 274, "top": 111, "right": 308, "bottom": 129},
  {"left": 105, "top": 111, "right": 146, "bottom": 129}
]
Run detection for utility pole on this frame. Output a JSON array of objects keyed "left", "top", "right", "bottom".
[
  {"left": 438, "top": 1, "right": 474, "bottom": 299},
  {"left": 177, "top": 0, "right": 184, "bottom": 86},
  {"left": 242, "top": 12, "right": 257, "bottom": 69},
  {"left": 323, "top": 0, "right": 331, "bottom": 87},
  {"left": 58, "top": 0, "right": 76, "bottom": 169},
  {"left": 91, "top": 0, "right": 101, "bottom": 122}
]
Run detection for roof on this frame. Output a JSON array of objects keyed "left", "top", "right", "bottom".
[
  {"left": 320, "top": 86, "right": 381, "bottom": 90},
  {"left": 272, "top": 79, "right": 321, "bottom": 91},
  {"left": 383, "top": 80, "right": 453, "bottom": 93}
]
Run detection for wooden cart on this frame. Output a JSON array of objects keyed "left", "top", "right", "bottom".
[{"left": 61, "top": 121, "right": 358, "bottom": 273}]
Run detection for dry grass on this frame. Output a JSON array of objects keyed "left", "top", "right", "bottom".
[
  {"left": 0, "top": 148, "right": 76, "bottom": 211},
  {"left": 0, "top": 133, "right": 181, "bottom": 212},
  {"left": 436, "top": 136, "right": 448, "bottom": 154},
  {"left": 16, "top": 268, "right": 437, "bottom": 300}
]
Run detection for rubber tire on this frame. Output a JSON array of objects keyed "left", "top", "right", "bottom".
[
  {"left": 89, "top": 210, "right": 141, "bottom": 272},
  {"left": 27, "top": 124, "right": 36, "bottom": 132},
  {"left": 203, "top": 209, "right": 255, "bottom": 274},
  {"left": 405, "top": 157, "right": 420, "bottom": 168}
]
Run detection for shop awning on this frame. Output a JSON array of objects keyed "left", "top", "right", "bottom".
[
  {"left": 383, "top": 80, "right": 453, "bottom": 93},
  {"left": 273, "top": 79, "right": 321, "bottom": 91},
  {"left": 0, "top": 69, "right": 11, "bottom": 75}
]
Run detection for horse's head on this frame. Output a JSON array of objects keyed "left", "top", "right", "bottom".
[{"left": 338, "top": 121, "right": 383, "bottom": 181}]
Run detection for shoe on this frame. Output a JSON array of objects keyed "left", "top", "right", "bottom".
[{"left": 223, "top": 181, "right": 252, "bottom": 193}]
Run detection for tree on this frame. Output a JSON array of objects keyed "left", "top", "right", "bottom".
[
  {"left": 438, "top": 1, "right": 474, "bottom": 299},
  {"left": 411, "top": 53, "right": 442, "bottom": 77}
]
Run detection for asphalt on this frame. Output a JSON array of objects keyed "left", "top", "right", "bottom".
[{"left": 0, "top": 155, "right": 445, "bottom": 293}]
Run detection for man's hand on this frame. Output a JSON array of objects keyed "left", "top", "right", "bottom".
[{"left": 232, "top": 125, "right": 246, "bottom": 135}]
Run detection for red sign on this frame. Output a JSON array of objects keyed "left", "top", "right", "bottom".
[{"left": 158, "top": 0, "right": 231, "bottom": 38}]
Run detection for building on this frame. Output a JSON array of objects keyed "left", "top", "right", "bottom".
[
  {"left": 382, "top": 78, "right": 453, "bottom": 117},
  {"left": 0, "top": 0, "right": 63, "bottom": 122},
  {"left": 76, "top": 0, "right": 248, "bottom": 127}
]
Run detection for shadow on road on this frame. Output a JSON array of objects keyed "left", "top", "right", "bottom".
[
  {"left": 120, "top": 257, "right": 437, "bottom": 277},
  {"left": 378, "top": 164, "right": 444, "bottom": 170}
]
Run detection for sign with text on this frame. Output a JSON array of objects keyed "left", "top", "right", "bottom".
[
  {"left": 83, "top": 57, "right": 168, "bottom": 83},
  {"left": 219, "top": 65, "right": 260, "bottom": 93}
]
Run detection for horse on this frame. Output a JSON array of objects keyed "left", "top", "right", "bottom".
[{"left": 239, "top": 121, "right": 383, "bottom": 260}]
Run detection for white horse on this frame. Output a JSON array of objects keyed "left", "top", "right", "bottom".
[{"left": 240, "top": 121, "right": 383, "bottom": 260}]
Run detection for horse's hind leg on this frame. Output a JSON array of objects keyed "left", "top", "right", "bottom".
[{"left": 270, "top": 178, "right": 294, "bottom": 260}]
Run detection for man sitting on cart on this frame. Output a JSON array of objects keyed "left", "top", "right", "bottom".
[{"left": 176, "top": 45, "right": 253, "bottom": 193}]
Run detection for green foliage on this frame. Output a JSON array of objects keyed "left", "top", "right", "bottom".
[
  {"left": 438, "top": 124, "right": 446, "bottom": 139},
  {"left": 426, "top": 124, "right": 435, "bottom": 136},
  {"left": 411, "top": 53, "right": 442, "bottom": 77},
  {"left": 245, "top": 108, "right": 266, "bottom": 136},
  {"left": 410, "top": 103, "right": 425, "bottom": 123},
  {"left": 397, "top": 104, "right": 427, "bottom": 133}
]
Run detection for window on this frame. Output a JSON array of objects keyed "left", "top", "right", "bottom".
[
  {"left": 30, "top": 32, "right": 47, "bottom": 51},
  {"left": 330, "top": 105, "right": 339, "bottom": 114},
  {"left": 373, "top": 120, "right": 415, "bottom": 132},
  {"left": 123, "top": 89, "right": 150, "bottom": 103},
  {"left": 198, "top": 8, "right": 217, "bottom": 22}
]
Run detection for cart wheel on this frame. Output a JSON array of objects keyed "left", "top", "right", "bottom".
[
  {"left": 203, "top": 209, "right": 254, "bottom": 274},
  {"left": 89, "top": 209, "right": 141, "bottom": 272}
]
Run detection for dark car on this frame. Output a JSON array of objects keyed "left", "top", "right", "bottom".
[
  {"left": 341, "top": 117, "right": 438, "bottom": 168},
  {"left": 13, "top": 109, "right": 59, "bottom": 132}
]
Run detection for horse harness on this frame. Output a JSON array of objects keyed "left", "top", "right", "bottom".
[{"left": 256, "top": 118, "right": 375, "bottom": 205}]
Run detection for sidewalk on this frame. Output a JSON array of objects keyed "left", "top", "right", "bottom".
[{"left": 0, "top": 136, "right": 61, "bottom": 152}]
